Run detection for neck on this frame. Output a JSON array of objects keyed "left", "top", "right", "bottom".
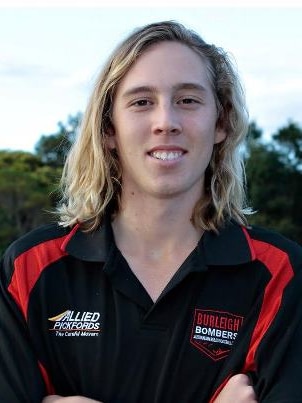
[
  {"left": 112, "top": 193, "right": 203, "bottom": 258},
  {"left": 111, "top": 192, "right": 204, "bottom": 303}
]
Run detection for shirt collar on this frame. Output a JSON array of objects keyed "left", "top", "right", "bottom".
[
  {"left": 61, "top": 213, "right": 115, "bottom": 262},
  {"left": 62, "top": 216, "right": 254, "bottom": 266},
  {"left": 201, "top": 220, "right": 254, "bottom": 266}
]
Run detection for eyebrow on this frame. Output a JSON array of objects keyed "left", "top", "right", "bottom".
[
  {"left": 173, "top": 83, "right": 208, "bottom": 93},
  {"left": 121, "top": 82, "right": 208, "bottom": 99}
]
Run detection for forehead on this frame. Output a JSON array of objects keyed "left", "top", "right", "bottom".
[{"left": 116, "top": 41, "right": 213, "bottom": 94}]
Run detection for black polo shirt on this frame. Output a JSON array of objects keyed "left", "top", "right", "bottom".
[{"left": 1, "top": 218, "right": 302, "bottom": 402}]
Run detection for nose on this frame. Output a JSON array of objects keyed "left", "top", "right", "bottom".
[{"left": 152, "top": 103, "right": 182, "bottom": 135}]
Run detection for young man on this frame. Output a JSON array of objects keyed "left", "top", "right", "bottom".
[{"left": 1, "top": 21, "right": 301, "bottom": 403}]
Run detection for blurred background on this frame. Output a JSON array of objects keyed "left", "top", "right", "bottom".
[{"left": 1, "top": 2, "right": 302, "bottom": 253}]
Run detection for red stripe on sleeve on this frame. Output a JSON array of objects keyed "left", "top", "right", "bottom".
[
  {"left": 8, "top": 236, "right": 68, "bottom": 320},
  {"left": 243, "top": 239, "right": 294, "bottom": 372}
]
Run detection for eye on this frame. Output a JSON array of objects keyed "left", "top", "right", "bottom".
[
  {"left": 130, "top": 99, "right": 152, "bottom": 107},
  {"left": 176, "top": 96, "right": 203, "bottom": 109},
  {"left": 178, "top": 97, "right": 200, "bottom": 105}
]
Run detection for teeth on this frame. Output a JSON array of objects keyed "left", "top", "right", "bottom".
[{"left": 150, "top": 151, "right": 183, "bottom": 161}]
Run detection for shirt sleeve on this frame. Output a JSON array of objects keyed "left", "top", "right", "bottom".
[
  {"left": 253, "top": 269, "right": 302, "bottom": 402},
  {"left": 0, "top": 255, "right": 46, "bottom": 403}
]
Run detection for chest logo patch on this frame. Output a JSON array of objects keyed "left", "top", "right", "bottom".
[
  {"left": 48, "top": 310, "right": 101, "bottom": 337},
  {"left": 190, "top": 309, "right": 244, "bottom": 361}
]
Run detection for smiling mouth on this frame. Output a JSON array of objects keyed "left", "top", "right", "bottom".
[{"left": 149, "top": 151, "right": 185, "bottom": 161}]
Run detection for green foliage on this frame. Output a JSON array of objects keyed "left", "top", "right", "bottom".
[
  {"left": 272, "top": 120, "right": 302, "bottom": 169},
  {"left": 35, "top": 113, "right": 82, "bottom": 167},
  {"left": 0, "top": 114, "right": 83, "bottom": 254},
  {"left": 246, "top": 121, "right": 302, "bottom": 243},
  {"left": 0, "top": 150, "right": 62, "bottom": 254},
  {"left": 0, "top": 114, "right": 302, "bottom": 254}
]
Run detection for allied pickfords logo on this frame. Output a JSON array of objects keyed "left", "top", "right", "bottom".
[
  {"left": 48, "top": 310, "right": 101, "bottom": 337},
  {"left": 190, "top": 309, "right": 244, "bottom": 361}
]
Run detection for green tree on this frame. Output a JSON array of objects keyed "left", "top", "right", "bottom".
[
  {"left": 272, "top": 120, "right": 302, "bottom": 169},
  {"left": 35, "top": 112, "right": 82, "bottom": 167},
  {"left": 272, "top": 121, "right": 302, "bottom": 238},
  {"left": 1, "top": 116, "right": 301, "bottom": 253},
  {"left": 0, "top": 113, "right": 82, "bottom": 253},
  {"left": 246, "top": 121, "right": 302, "bottom": 243},
  {"left": 0, "top": 150, "right": 60, "bottom": 254}
]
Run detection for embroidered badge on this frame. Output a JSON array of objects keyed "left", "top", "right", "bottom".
[{"left": 190, "top": 309, "right": 244, "bottom": 361}]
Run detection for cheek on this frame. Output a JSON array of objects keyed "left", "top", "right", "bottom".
[
  {"left": 192, "top": 124, "right": 217, "bottom": 149},
  {"left": 189, "top": 113, "right": 217, "bottom": 133},
  {"left": 112, "top": 135, "right": 137, "bottom": 163}
]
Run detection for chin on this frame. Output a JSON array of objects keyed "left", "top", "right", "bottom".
[{"left": 151, "top": 186, "right": 189, "bottom": 199}]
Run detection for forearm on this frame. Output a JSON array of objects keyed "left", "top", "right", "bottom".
[
  {"left": 42, "top": 375, "right": 257, "bottom": 403},
  {"left": 42, "top": 397, "right": 102, "bottom": 403}
]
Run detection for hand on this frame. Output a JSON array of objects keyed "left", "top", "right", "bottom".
[
  {"left": 213, "top": 374, "right": 257, "bottom": 403},
  {"left": 42, "top": 396, "right": 102, "bottom": 403}
]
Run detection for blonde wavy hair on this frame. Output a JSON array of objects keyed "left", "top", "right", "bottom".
[{"left": 57, "top": 20, "right": 251, "bottom": 232}]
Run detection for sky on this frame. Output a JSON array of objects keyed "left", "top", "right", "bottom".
[{"left": 0, "top": 1, "right": 301, "bottom": 152}]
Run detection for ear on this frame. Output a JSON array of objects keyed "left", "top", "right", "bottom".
[
  {"left": 105, "top": 127, "right": 116, "bottom": 150},
  {"left": 214, "top": 127, "right": 227, "bottom": 144}
]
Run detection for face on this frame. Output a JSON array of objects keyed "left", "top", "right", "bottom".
[{"left": 108, "top": 41, "right": 226, "bottom": 203}]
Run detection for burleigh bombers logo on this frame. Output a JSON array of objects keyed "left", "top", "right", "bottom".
[
  {"left": 48, "top": 310, "right": 101, "bottom": 337},
  {"left": 190, "top": 309, "right": 244, "bottom": 361}
]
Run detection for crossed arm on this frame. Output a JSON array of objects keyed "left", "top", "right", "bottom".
[{"left": 42, "top": 374, "right": 257, "bottom": 403}]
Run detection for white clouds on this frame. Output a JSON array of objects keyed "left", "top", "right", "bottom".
[
  {"left": 0, "top": 7, "right": 301, "bottom": 151},
  {"left": 0, "top": 58, "right": 59, "bottom": 80},
  {"left": 244, "top": 72, "right": 302, "bottom": 139},
  {"left": 0, "top": 58, "right": 90, "bottom": 151},
  {"left": 245, "top": 73, "right": 302, "bottom": 99},
  {"left": 0, "top": 0, "right": 301, "bottom": 6},
  {"left": 52, "top": 68, "right": 95, "bottom": 92}
]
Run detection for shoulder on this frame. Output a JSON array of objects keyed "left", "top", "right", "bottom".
[
  {"left": 3, "top": 223, "right": 70, "bottom": 260},
  {"left": 1, "top": 223, "right": 72, "bottom": 283},
  {"left": 244, "top": 224, "right": 302, "bottom": 271},
  {"left": 245, "top": 224, "right": 302, "bottom": 254}
]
